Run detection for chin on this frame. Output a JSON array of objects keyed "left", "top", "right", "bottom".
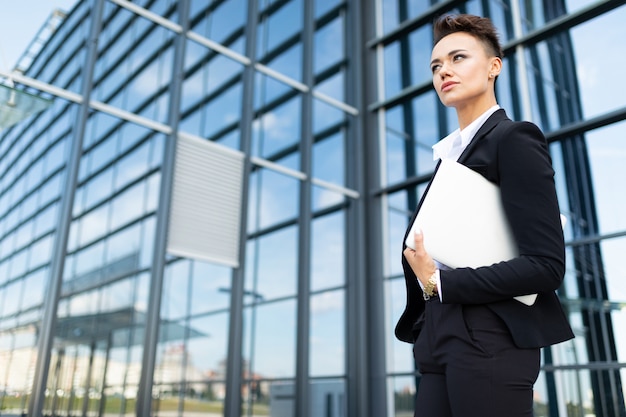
[{"left": 439, "top": 98, "right": 461, "bottom": 108}]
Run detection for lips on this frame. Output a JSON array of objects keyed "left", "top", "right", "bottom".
[{"left": 441, "top": 81, "right": 458, "bottom": 92}]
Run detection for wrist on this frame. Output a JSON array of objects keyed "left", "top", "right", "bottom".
[{"left": 422, "top": 269, "right": 439, "bottom": 298}]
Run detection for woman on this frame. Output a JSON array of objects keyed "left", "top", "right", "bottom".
[{"left": 395, "top": 14, "right": 574, "bottom": 417}]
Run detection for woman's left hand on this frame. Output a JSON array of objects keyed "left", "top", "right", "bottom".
[{"left": 403, "top": 229, "right": 437, "bottom": 288}]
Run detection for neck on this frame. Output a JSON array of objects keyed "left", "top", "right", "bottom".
[{"left": 456, "top": 96, "right": 497, "bottom": 130}]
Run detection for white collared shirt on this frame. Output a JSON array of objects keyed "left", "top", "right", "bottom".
[
  {"left": 432, "top": 105, "right": 500, "bottom": 162},
  {"left": 423, "top": 104, "right": 500, "bottom": 301}
]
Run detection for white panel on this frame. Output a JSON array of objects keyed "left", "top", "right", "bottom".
[{"left": 167, "top": 134, "right": 244, "bottom": 267}]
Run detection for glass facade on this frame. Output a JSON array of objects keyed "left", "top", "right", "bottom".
[{"left": 0, "top": 0, "right": 625, "bottom": 416}]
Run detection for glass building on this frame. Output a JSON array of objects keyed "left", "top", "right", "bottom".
[{"left": 1, "top": 0, "right": 625, "bottom": 416}]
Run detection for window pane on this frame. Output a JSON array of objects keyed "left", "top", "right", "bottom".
[
  {"left": 586, "top": 122, "right": 626, "bottom": 235},
  {"left": 310, "top": 291, "right": 345, "bottom": 376},
  {"left": 252, "top": 97, "right": 302, "bottom": 158},
  {"left": 311, "top": 212, "right": 345, "bottom": 291},
  {"left": 571, "top": 7, "right": 626, "bottom": 119},
  {"left": 245, "top": 299, "right": 296, "bottom": 378},
  {"left": 257, "top": 1, "right": 302, "bottom": 58},
  {"left": 189, "top": 260, "right": 231, "bottom": 315},
  {"left": 187, "top": 312, "right": 230, "bottom": 378},
  {"left": 314, "top": 18, "right": 344, "bottom": 74},
  {"left": 162, "top": 260, "right": 191, "bottom": 321},
  {"left": 248, "top": 168, "right": 300, "bottom": 231},
  {"left": 247, "top": 227, "right": 298, "bottom": 300}
]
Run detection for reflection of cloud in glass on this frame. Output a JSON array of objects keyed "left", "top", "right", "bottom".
[
  {"left": 79, "top": 206, "right": 108, "bottom": 245},
  {"left": 253, "top": 110, "right": 295, "bottom": 140},
  {"left": 133, "top": 66, "right": 163, "bottom": 95},
  {"left": 311, "top": 291, "right": 343, "bottom": 314},
  {"left": 135, "top": 300, "right": 147, "bottom": 312},
  {"left": 69, "top": 291, "right": 98, "bottom": 315},
  {"left": 314, "top": 187, "right": 344, "bottom": 208}
]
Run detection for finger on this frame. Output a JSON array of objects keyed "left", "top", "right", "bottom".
[{"left": 413, "top": 229, "right": 425, "bottom": 255}]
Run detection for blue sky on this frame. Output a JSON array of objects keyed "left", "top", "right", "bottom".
[{"left": 0, "top": 1, "right": 78, "bottom": 72}]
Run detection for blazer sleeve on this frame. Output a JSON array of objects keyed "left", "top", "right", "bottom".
[{"left": 439, "top": 121, "right": 566, "bottom": 304}]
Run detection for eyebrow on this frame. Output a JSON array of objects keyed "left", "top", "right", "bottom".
[{"left": 430, "top": 49, "right": 469, "bottom": 66}]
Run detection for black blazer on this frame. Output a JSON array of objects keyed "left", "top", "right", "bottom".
[{"left": 395, "top": 109, "right": 574, "bottom": 349}]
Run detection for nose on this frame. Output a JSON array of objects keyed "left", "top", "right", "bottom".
[{"left": 438, "top": 61, "right": 452, "bottom": 78}]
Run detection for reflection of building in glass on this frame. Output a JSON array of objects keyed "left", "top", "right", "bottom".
[{"left": 1, "top": 1, "right": 626, "bottom": 416}]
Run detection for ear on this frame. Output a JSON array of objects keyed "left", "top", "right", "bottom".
[{"left": 489, "top": 57, "right": 502, "bottom": 78}]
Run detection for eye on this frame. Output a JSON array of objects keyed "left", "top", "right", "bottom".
[
  {"left": 431, "top": 64, "right": 441, "bottom": 73},
  {"left": 453, "top": 53, "right": 466, "bottom": 62}
]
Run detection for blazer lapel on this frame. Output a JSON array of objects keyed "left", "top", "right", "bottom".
[{"left": 457, "top": 109, "right": 508, "bottom": 164}]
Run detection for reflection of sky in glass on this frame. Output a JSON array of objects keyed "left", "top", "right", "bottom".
[
  {"left": 315, "top": 0, "right": 341, "bottom": 18},
  {"left": 247, "top": 226, "right": 298, "bottom": 300},
  {"left": 314, "top": 18, "right": 343, "bottom": 74},
  {"left": 571, "top": 8, "right": 626, "bottom": 119},
  {"left": 586, "top": 123, "right": 626, "bottom": 234},
  {"left": 315, "top": 72, "right": 345, "bottom": 104},
  {"left": 312, "top": 132, "right": 344, "bottom": 185},
  {"left": 246, "top": 299, "right": 296, "bottom": 378},
  {"left": 311, "top": 212, "right": 345, "bottom": 291},
  {"left": 408, "top": 26, "right": 433, "bottom": 87},
  {"left": 257, "top": 0, "right": 302, "bottom": 58},
  {"left": 247, "top": 168, "right": 300, "bottom": 231},
  {"left": 383, "top": 43, "right": 401, "bottom": 99},
  {"left": 381, "top": 0, "right": 432, "bottom": 34},
  {"left": 253, "top": 96, "right": 301, "bottom": 157},
  {"left": 310, "top": 291, "right": 345, "bottom": 376},
  {"left": 187, "top": 312, "right": 229, "bottom": 373},
  {"left": 313, "top": 97, "right": 345, "bottom": 133}
]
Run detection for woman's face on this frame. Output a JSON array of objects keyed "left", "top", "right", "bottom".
[{"left": 430, "top": 32, "right": 500, "bottom": 110}]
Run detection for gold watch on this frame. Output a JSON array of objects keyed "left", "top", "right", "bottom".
[{"left": 423, "top": 270, "right": 439, "bottom": 298}]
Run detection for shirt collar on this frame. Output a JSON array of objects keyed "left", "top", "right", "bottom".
[{"left": 432, "top": 105, "right": 500, "bottom": 161}]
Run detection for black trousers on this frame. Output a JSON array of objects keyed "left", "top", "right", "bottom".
[{"left": 413, "top": 299, "right": 540, "bottom": 417}]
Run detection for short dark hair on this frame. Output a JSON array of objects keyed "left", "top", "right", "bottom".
[{"left": 433, "top": 14, "right": 503, "bottom": 59}]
